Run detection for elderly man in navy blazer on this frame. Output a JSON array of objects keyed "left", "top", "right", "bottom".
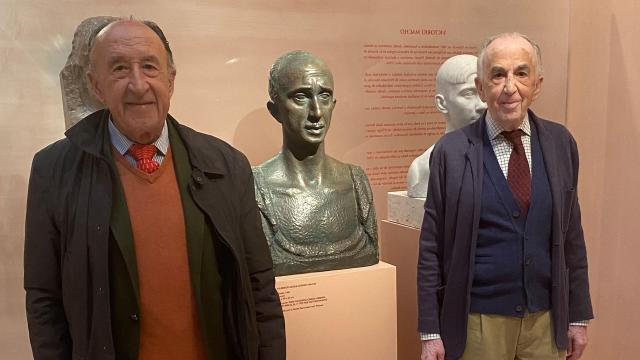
[{"left": 417, "top": 33, "right": 594, "bottom": 360}]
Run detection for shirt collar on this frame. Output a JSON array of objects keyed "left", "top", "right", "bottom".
[
  {"left": 107, "top": 116, "right": 170, "bottom": 156},
  {"left": 485, "top": 111, "right": 531, "bottom": 140}
]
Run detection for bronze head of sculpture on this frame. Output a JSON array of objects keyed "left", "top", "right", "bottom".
[{"left": 253, "top": 50, "right": 379, "bottom": 276}]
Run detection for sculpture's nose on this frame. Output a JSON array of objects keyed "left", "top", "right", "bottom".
[{"left": 309, "top": 96, "right": 323, "bottom": 121}]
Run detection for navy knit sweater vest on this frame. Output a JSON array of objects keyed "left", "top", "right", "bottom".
[{"left": 470, "top": 123, "right": 552, "bottom": 317}]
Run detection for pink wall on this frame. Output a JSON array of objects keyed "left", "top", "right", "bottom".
[
  {"left": 567, "top": 0, "right": 640, "bottom": 358},
  {"left": 0, "top": 2, "right": 570, "bottom": 358},
  {"left": 2, "top": 0, "right": 638, "bottom": 358}
]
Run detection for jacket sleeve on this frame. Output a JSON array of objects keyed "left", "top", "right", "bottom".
[
  {"left": 24, "top": 151, "right": 72, "bottom": 359},
  {"left": 564, "top": 135, "right": 594, "bottom": 322},
  {"left": 236, "top": 154, "right": 286, "bottom": 360},
  {"left": 417, "top": 143, "right": 446, "bottom": 334}
]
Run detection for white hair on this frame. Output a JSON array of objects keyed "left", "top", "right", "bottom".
[{"left": 477, "top": 32, "right": 543, "bottom": 79}]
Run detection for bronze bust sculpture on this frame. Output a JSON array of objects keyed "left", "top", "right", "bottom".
[{"left": 253, "top": 50, "right": 379, "bottom": 276}]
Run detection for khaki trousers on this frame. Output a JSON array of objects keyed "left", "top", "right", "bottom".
[{"left": 460, "top": 311, "right": 566, "bottom": 360}]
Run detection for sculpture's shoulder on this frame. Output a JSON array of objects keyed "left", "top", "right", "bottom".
[
  {"left": 345, "top": 162, "right": 369, "bottom": 186},
  {"left": 252, "top": 153, "right": 286, "bottom": 184},
  {"left": 407, "top": 145, "right": 434, "bottom": 197},
  {"left": 343, "top": 162, "right": 375, "bottom": 213},
  {"left": 408, "top": 145, "right": 434, "bottom": 173},
  {"left": 342, "top": 162, "right": 377, "bottom": 249},
  {"left": 251, "top": 154, "right": 287, "bottom": 222}
]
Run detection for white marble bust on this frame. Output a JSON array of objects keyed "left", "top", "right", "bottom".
[{"left": 406, "top": 54, "right": 487, "bottom": 198}]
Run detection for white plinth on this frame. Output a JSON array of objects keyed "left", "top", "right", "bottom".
[
  {"left": 275, "top": 262, "right": 397, "bottom": 360},
  {"left": 387, "top": 191, "right": 426, "bottom": 229}
]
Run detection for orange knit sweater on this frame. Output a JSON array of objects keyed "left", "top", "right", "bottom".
[{"left": 114, "top": 149, "right": 206, "bottom": 360}]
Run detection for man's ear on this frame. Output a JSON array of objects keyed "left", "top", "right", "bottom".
[
  {"left": 86, "top": 70, "right": 104, "bottom": 103},
  {"left": 531, "top": 75, "right": 544, "bottom": 101},
  {"left": 474, "top": 76, "right": 487, "bottom": 102},
  {"left": 267, "top": 101, "right": 282, "bottom": 123},
  {"left": 435, "top": 94, "right": 448, "bottom": 114},
  {"left": 168, "top": 68, "right": 177, "bottom": 97}
]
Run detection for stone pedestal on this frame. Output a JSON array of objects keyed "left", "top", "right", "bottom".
[
  {"left": 275, "top": 262, "right": 397, "bottom": 360},
  {"left": 380, "top": 220, "right": 422, "bottom": 360},
  {"left": 387, "top": 191, "right": 425, "bottom": 229}
]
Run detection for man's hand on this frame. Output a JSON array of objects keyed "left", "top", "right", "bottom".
[
  {"left": 421, "top": 339, "right": 445, "bottom": 360},
  {"left": 566, "top": 325, "right": 588, "bottom": 360}
]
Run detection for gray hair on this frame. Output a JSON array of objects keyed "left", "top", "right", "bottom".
[
  {"left": 87, "top": 17, "right": 176, "bottom": 71},
  {"left": 268, "top": 50, "right": 330, "bottom": 102},
  {"left": 477, "top": 32, "right": 542, "bottom": 78}
]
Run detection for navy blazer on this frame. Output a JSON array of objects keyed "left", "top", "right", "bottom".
[{"left": 417, "top": 110, "right": 593, "bottom": 360}]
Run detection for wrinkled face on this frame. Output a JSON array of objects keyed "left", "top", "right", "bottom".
[
  {"left": 87, "top": 21, "right": 175, "bottom": 144},
  {"left": 442, "top": 73, "right": 487, "bottom": 130},
  {"left": 270, "top": 60, "right": 336, "bottom": 147},
  {"left": 475, "top": 36, "right": 543, "bottom": 130}
]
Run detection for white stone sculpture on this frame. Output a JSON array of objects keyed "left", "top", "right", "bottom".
[
  {"left": 406, "top": 54, "right": 487, "bottom": 198},
  {"left": 60, "top": 16, "right": 117, "bottom": 129}
]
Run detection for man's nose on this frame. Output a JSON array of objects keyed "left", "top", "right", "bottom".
[
  {"left": 503, "top": 74, "right": 517, "bottom": 95},
  {"left": 128, "top": 66, "right": 150, "bottom": 94},
  {"left": 309, "top": 96, "right": 323, "bottom": 120}
]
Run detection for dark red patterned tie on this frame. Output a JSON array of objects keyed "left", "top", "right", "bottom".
[
  {"left": 129, "top": 144, "right": 160, "bottom": 174},
  {"left": 502, "top": 130, "right": 531, "bottom": 216}
]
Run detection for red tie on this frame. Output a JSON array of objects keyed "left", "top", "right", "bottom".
[
  {"left": 502, "top": 130, "right": 531, "bottom": 216},
  {"left": 129, "top": 144, "right": 160, "bottom": 174}
]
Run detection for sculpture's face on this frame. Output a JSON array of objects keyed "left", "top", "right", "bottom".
[
  {"left": 442, "top": 72, "right": 486, "bottom": 130},
  {"left": 475, "top": 36, "right": 543, "bottom": 130},
  {"left": 273, "top": 61, "right": 336, "bottom": 146},
  {"left": 87, "top": 21, "right": 175, "bottom": 144}
]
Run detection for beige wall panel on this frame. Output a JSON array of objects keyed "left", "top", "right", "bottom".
[
  {"left": 1, "top": 1, "right": 569, "bottom": 357},
  {"left": 568, "top": 0, "right": 640, "bottom": 358}
]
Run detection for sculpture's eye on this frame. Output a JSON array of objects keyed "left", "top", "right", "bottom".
[
  {"left": 459, "top": 89, "right": 476, "bottom": 98},
  {"left": 318, "top": 92, "right": 332, "bottom": 101},
  {"left": 293, "top": 93, "right": 308, "bottom": 102}
]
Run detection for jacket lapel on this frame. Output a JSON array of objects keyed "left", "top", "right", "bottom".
[
  {"left": 189, "top": 169, "right": 237, "bottom": 256},
  {"left": 530, "top": 111, "right": 562, "bottom": 246},
  {"left": 463, "top": 114, "right": 486, "bottom": 222},
  {"left": 168, "top": 116, "right": 239, "bottom": 258},
  {"left": 96, "top": 114, "right": 141, "bottom": 303},
  {"left": 462, "top": 115, "right": 485, "bottom": 288},
  {"left": 109, "top": 178, "right": 141, "bottom": 303},
  {"left": 168, "top": 121, "right": 205, "bottom": 301}
]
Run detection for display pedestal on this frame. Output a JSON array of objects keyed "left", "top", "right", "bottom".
[
  {"left": 380, "top": 220, "right": 422, "bottom": 360},
  {"left": 387, "top": 191, "right": 425, "bottom": 229},
  {"left": 275, "top": 262, "right": 397, "bottom": 360}
]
